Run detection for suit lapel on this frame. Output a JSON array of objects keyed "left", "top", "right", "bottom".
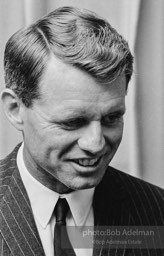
[{"left": 0, "top": 145, "right": 45, "bottom": 256}]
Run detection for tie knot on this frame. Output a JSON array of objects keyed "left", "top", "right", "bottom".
[{"left": 54, "top": 198, "right": 69, "bottom": 225}]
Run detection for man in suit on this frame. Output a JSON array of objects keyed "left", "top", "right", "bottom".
[{"left": 0, "top": 6, "right": 164, "bottom": 256}]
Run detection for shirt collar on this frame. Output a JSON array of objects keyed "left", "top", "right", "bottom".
[
  {"left": 61, "top": 187, "right": 95, "bottom": 226},
  {"left": 17, "top": 143, "right": 95, "bottom": 228}
]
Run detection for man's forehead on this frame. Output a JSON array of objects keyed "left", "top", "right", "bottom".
[{"left": 39, "top": 56, "right": 127, "bottom": 103}]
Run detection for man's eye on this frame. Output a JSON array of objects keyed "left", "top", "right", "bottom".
[
  {"left": 102, "top": 114, "right": 123, "bottom": 126},
  {"left": 61, "top": 118, "right": 87, "bottom": 130}
]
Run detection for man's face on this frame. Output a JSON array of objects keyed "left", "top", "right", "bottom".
[{"left": 22, "top": 57, "right": 126, "bottom": 193}]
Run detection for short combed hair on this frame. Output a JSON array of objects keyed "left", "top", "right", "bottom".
[{"left": 4, "top": 6, "right": 133, "bottom": 107}]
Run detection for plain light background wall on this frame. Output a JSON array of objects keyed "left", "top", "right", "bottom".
[{"left": 0, "top": 0, "right": 164, "bottom": 188}]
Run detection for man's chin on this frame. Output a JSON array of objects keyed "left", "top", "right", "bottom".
[{"left": 66, "top": 175, "right": 105, "bottom": 191}]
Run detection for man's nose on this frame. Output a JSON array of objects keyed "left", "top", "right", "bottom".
[{"left": 78, "top": 121, "right": 105, "bottom": 154}]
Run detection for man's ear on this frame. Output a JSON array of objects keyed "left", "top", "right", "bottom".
[{"left": 1, "top": 88, "right": 24, "bottom": 131}]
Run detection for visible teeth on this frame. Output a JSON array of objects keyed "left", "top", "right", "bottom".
[
  {"left": 90, "top": 158, "right": 98, "bottom": 165},
  {"left": 75, "top": 158, "right": 99, "bottom": 166},
  {"left": 79, "top": 159, "right": 88, "bottom": 166}
]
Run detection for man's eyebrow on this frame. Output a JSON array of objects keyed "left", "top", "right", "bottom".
[
  {"left": 51, "top": 105, "right": 126, "bottom": 122},
  {"left": 102, "top": 106, "right": 126, "bottom": 116},
  {"left": 55, "top": 110, "right": 125, "bottom": 124},
  {"left": 52, "top": 113, "right": 87, "bottom": 123},
  {"left": 58, "top": 109, "right": 90, "bottom": 118},
  {"left": 104, "top": 109, "right": 126, "bottom": 116}
]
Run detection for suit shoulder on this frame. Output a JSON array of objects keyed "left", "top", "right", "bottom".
[
  {"left": 101, "top": 166, "right": 164, "bottom": 224},
  {"left": 0, "top": 144, "right": 21, "bottom": 198},
  {"left": 105, "top": 166, "right": 164, "bottom": 199}
]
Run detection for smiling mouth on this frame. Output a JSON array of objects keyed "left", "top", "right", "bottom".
[{"left": 72, "top": 157, "right": 102, "bottom": 167}]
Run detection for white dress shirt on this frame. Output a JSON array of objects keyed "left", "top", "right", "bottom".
[{"left": 17, "top": 143, "right": 94, "bottom": 256}]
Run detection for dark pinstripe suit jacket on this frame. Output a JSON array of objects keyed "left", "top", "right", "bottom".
[{"left": 0, "top": 144, "right": 164, "bottom": 256}]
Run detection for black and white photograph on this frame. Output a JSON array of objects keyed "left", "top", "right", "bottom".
[{"left": 0, "top": 1, "right": 164, "bottom": 255}]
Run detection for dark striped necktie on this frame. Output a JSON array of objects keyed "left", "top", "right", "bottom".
[{"left": 54, "top": 198, "right": 76, "bottom": 256}]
